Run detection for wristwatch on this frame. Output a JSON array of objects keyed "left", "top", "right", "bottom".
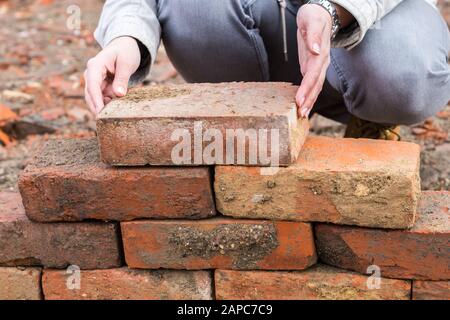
[{"left": 306, "top": 0, "right": 341, "bottom": 39}]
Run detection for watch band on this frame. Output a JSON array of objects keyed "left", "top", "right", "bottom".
[{"left": 306, "top": 0, "right": 341, "bottom": 39}]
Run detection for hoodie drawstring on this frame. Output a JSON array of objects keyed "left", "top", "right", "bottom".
[{"left": 277, "top": 0, "right": 288, "bottom": 62}]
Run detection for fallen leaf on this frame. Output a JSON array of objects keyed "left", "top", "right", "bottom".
[
  {"left": 0, "top": 129, "right": 12, "bottom": 146},
  {"left": 2, "top": 114, "right": 56, "bottom": 139},
  {"left": 0, "top": 104, "right": 18, "bottom": 124},
  {"left": 38, "top": 0, "right": 55, "bottom": 5}
]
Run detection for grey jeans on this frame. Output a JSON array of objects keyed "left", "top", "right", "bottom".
[{"left": 158, "top": 0, "right": 450, "bottom": 124}]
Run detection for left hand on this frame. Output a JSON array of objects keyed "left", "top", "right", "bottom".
[{"left": 295, "top": 4, "right": 332, "bottom": 118}]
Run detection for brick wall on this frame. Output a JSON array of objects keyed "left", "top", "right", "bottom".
[{"left": 1, "top": 83, "right": 448, "bottom": 300}]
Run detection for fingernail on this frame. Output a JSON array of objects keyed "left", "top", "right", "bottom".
[
  {"left": 116, "top": 86, "right": 126, "bottom": 96},
  {"left": 301, "top": 107, "right": 308, "bottom": 118},
  {"left": 312, "top": 43, "right": 321, "bottom": 54},
  {"left": 305, "top": 108, "right": 312, "bottom": 118}
]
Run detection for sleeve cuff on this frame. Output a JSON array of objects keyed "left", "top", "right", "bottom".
[
  {"left": 94, "top": 17, "right": 160, "bottom": 84},
  {"left": 330, "top": 0, "right": 375, "bottom": 49}
]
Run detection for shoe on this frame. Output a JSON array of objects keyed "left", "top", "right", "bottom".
[{"left": 344, "top": 115, "right": 401, "bottom": 141}]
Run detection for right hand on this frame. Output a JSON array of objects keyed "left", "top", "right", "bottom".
[
  {"left": 295, "top": 4, "right": 332, "bottom": 119},
  {"left": 84, "top": 36, "right": 141, "bottom": 114}
]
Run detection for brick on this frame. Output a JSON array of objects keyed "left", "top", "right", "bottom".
[
  {"left": 412, "top": 281, "right": 450, "bottom": 300},
  {"left": 19, "top": 138, "right": 216, "bottom": 222},
  {"left": 215, "top": 136, "right": 420, "bottom": 229},
  {"left": 0, "top": 267, "right": 41, "bottom": 300},
  {"left": 215, "top": 265, "right": 411, "bottom": 300},
  {"left": 121, "top": 218, "right": 316, "bottom": 270},
  {"left": 315, "top": 191, "right": 449, "bottom": 280},
  {"left": 0, "top": 192, "right": 121, "bottom": 269},
  {"left": 43, "top": 268, "right": 212, "bottom": 300},
  {"left": 96, "top": 83, "right": 309, "bottom": 166}
]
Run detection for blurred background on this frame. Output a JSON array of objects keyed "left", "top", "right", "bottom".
[{"left": 0, "top": 0, "right": 449, "bottom": 192}]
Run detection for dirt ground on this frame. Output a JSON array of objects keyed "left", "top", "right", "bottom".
[{"left": 0, "top": 0, "right": 449, "bottom": 192}]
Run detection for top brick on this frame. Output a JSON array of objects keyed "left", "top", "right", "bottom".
[{"left": 96, "top": 82, "right": 309, "bottom": 166}]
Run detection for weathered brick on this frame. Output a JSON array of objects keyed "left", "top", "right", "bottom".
[
  {"left": 215, "top": 136, "right": 421, "bottom": 229},
  {"left": 96, "top": 83, "right": 309, "bottom": 166},
  {"left": 0, "top": 192, "right": 121, "bottom": 269},
  {"left": 0, "top": 267, "right": 41, "bottom": 300},
  {"left": 121, "top": 218, "right": 316, "bottom": 270},
  {"left": 215, "top": 265, "right": 411, "bottom": 300},
  {"left": 19, "top": 138, "right": 216, "bottom": 222},
  {"left": 412, "top": 281, "right": 450, "bottom": 300},
  {"left": 315, "top": 191, "right": 449, "bottom": 280},
  {"left": 43, "top": 268, "right": 212, "bottom": 300}
]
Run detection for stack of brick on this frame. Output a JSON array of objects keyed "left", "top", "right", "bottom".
[{"left": 0, "top": 83, "right": 448, "bottom": 300}]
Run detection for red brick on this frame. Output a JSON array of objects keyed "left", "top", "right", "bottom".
[
  {"left": 19, "top": 138, "right": 216, "bottom": 222},
  {"left": 215, "top": 265, "right": 411, "bottom": 300},
  {"left": 0, "top": 192, "right": 121, "bottom": 269},
  {"left": 215, "top": 136, "right": 421, "bottom": 229},
  {"left": 412, "top": 281, "right": 450, "bottom": 300},
  {"left": 315, "top": 191, "right": 449, "bottom": 280},
  {"left": 96, "top": 83, "right": 309, "bottom": 166},
  {"left": 121, "top": 218, "right": 316, "bottom": 270},
  {"left": 0, "top": 267, "right": 41, "bottom": 300},
  {"left": 43, "top": 268, "right": 212, "bottom": 300}
]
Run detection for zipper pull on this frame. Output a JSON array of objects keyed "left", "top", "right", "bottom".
[{"left": 278, "top": 0, "right": 288, "bottom": 62}]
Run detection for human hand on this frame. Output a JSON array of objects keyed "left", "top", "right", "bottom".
[
  {"left": 295, "top": 4, "right": 332, "bottom": 118},
  {"left": 84, "top": 36, "right": 141, "bottom": 114}
]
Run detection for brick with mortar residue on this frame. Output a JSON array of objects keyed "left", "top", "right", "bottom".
[
  {"left": 215, "top": 265, "right": 411, "bottom": 300},
  {"left": 43, "top": 268, "right": 212, "bottom": 300},
  {"left": 412, "top": 281, "right": 450, "bottom": 300},
  {"left": 96, "top": 82, "right": 309, "bottom": 166},
  {"left": 0, "top": 192, "right": 121, "bottom": 269},
  {"left": 0, "top": 267, "right": 41, "bottom": 300},
  {"left": 215, "top": 136, "right": 421, "bottom": 229},
  {"left": 18, "top": 138, "right": 216, "bottom": 222},
  {"left": 315, "top": 191, "right": 450, "bottom": 280},
  {"left": 121, "top": 218, "right": 316, "bottom": 270}
]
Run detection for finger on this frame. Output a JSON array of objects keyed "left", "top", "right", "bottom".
[
  {"left": 103, "top": 96, "right": 113, "bottom": 105},
  {"left": 296, "top": 63, "right": 322, "bottom": 117},
  {"left": 85, "top": 84, "right": 95, "bottom": 114},
  {"left": 112, "top": 56, "right": 136, "bottom": 97},
  {"left": 301, "top": 35, "right": 330, "bottom": 117},
  {"left": 303, "top": 19, "right": 326, "bottom": 56},
  {"left": 103, "top": 84, "right": 116, "bottom": 103},
  {"left": 86, "top": 59, "right": 106, "bottom": 113},
  {"left": 296, "top": 42, "right": 331, "bottom": 114},
  {"left": 303, "top": 65, "right": 328, "bottom": 118},
  {"left": 84, "top": 70, "right": 96, "bottom": 114},
  {"left": 297, "top": 30, "right": 308, "bottom": 77}
]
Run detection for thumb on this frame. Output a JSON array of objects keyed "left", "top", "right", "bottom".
[{"left": 112, "top": 58, "right": 134, "bottom": 97}]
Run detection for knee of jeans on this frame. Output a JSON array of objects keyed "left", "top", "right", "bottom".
[{"left": 349, "top": 59, "right": 450, "bottom": 126}]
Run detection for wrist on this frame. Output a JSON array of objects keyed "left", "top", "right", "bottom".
[{"left": 306, "top": 0, "right": 341, "bottom": 39}]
